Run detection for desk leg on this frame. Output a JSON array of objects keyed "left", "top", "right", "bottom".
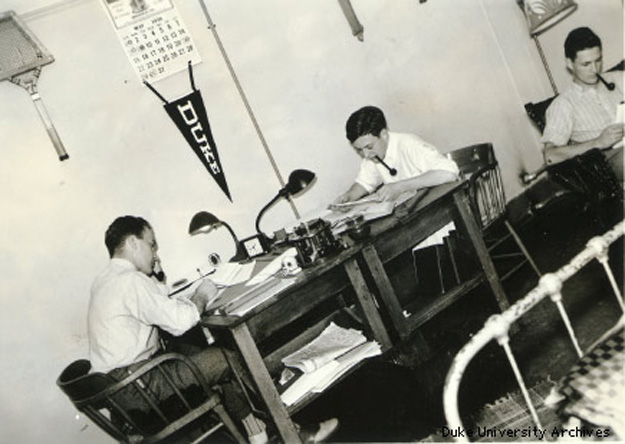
[
  {"left": 453, "top": 191, "right": 510, "bottom": 312},
  {"left": 344, "top": 256, "right": 392, "bottom": 351},
  {"left": 230, "top": 323, "right": 301, "bottom": 443}
]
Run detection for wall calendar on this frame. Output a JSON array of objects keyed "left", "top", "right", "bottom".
[{"left": 101, "top": 0, "right": 201, "bottom": 83}]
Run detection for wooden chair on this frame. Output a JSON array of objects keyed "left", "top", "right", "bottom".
[
  {"left": 57, "top": 353, "right": 246, "bottom": 444},
  {"left": 447, "top": 143, "right": 541, "bottom": 281}
]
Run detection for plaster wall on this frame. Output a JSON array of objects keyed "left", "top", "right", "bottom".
[{"left": 0, "top": 0, "right": 621, "bottom": 442}]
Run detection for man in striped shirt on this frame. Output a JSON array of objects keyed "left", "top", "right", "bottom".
[{"left": 542, "top": 27, "right": 623, "bottom": 182}]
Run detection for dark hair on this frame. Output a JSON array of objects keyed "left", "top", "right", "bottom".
[
  {"left": 564, "top": 27, "right": 601, "bottom": 61},
  {"left": 104, "top": 216, "right": 151, "bottom": 257},
  {"left": 345, "top": 106, "right": 387, "bottom": 143}
]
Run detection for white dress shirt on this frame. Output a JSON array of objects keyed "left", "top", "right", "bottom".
[
  {"left": 355, "top": 131, "right": 459, "bottom": 194},
  {"left": 88, "top": 258, "right": 199, "bottom": 373}
]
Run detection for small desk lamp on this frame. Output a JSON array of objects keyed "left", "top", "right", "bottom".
[
  {"left": 522, "top": 0, "right": 577, "bottom": 94},
  {"left": 250, "top": 169, "right": 316, "bottom": 251},
  {"left": 188, "top": 211, "right": 248, "bottom": 262}
]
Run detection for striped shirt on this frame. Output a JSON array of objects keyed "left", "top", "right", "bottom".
[{"left": 542, "top": 71, "right": 624, "bottom": 146}]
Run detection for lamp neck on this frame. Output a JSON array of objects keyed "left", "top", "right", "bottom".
[
  {"left": 255, "top": 192, "right": 282, "bottom": 236},
  {"left": 219, "top": 221, "right": 248, "bottom": 262},
  {"left": 220, "top": 220, "right": 238, "bottom": 242}
]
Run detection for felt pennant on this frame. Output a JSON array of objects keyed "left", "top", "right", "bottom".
[{"left": 145, "top": 62, "right": 232, "bottom": 201}]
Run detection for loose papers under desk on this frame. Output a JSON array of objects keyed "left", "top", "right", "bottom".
[
  {"left": 280, "top": 340, "right": 381, "bottom": 406},
  {"left": 279, "top": 322, "right": 382, "bottom": 406}
]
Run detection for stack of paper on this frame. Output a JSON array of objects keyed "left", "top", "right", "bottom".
[
  {"left": 282, "top": 322, "right": 367, "bottom": 372},
  {"left": 220, "top": 277, "right": 296, "bottom": 317},
  {"left": 211, "top": 261, "right": 255, "bottom": 287},
  {"left": 280, "top": 323, "right": 381, "bottom": 406}
]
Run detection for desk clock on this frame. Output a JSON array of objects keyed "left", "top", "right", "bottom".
[{"left": 241, "top": 233, "right": 271, "bottom": 258}]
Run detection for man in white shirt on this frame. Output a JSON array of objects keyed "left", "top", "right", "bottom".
[
  {"left": 333, "top": 106, "right": 459, "bottom": 205},
  {"left": 89, "top": 216, "right": 272, "bottom": 441},
  {"left": 88, "top": 215, "right": 338, "bottom": 444},
  {"left": 542, "top": 27, "right": 624, "bottom": 182}
]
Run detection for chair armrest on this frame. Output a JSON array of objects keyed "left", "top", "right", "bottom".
[{"left": 94, "top": 353, "right": 212, "bottom": 400}]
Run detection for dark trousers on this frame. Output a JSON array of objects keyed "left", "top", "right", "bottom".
[{"left": 109, "top": 328, "right": 252, "bottom": 421}]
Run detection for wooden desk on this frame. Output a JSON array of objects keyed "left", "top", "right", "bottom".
[
  {"left": 201, "top": 180, "right": 509, "bottom": 443},
  {"left": 357, "top": 180, "right": 510, "bottom": 342},
  {"left": 202, "top": 244, "right": 392, "bottom": 442}
]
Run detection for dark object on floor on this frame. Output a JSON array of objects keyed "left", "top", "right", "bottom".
[{"left": 294, "top": 360, "right": 439, "bottom": 442}]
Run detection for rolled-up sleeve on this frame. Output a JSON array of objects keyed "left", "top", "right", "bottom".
[{"left": 542, "top": 97, "right": 574, "bottom": 146}]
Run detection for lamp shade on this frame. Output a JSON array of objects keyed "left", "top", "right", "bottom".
[
  {"left": 283, "top": 169, "right": 316, "bottom": 196},
  {"left": 188, "top": 211, "right": 221, "bottom": 235},
  {"left": 188, "top": 211, "right": 248, "bottom": 262},
  {"left": 524, "top": 0, "right": 577, "bottom": 36}
]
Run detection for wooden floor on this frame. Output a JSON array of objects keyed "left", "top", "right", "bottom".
[{"left": 290, "top": 194, "right": 624, "bottom": 442}]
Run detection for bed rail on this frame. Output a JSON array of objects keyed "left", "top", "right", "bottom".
[{"left": 443, "top": 220, "right": 624, "bottom": 441}]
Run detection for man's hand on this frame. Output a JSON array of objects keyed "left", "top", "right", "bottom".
[
  {"left": 597, "top": 123, "right": 625, "bottom": 149},
  {"left": 190, "top": 279, "right": 219, "bottom": 313},
  {"left": 329, "top": 183, "right": 369, "bottom": 211},
  {"left": 373, "top": 182, "right": 407, "bottom": 202},
  {"left": 331, "top": 192, "right": 352, "bottom": 207}
]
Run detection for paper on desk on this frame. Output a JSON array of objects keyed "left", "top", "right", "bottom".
[
  {"left": 169, "top": 266, "right": 216, "bottom": 298},
  {"left": 326, "top": 191, "right": 416, "bottom": 230},
  {"left": 220, "top": 276, "right": 297, "bottom": 317},
  {"left": 323, "top": 201, "right": 395, "bottom": 235},
  {"left": 211, "top": 261, "right": 255, "bottom": 287},
  {"left": 327, "top": 195, "right": 382, "bottom": 209},
  {"left": 245, "top": 248, "right": 297, "bottom": 286}
]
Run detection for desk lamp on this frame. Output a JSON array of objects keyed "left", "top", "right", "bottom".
[
  {"left": 522, "top": 0, "right": 577, "bottom": 94},
  {"left": 255, "top": 169, "right": 316, "bottom": 236},
  {"left": 188, "top": 211, "right": 248, "bottom": 262}
]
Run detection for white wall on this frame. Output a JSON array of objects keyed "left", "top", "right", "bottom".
[{"left": 0, "top": 0, "right": 621, "bottom": 442}]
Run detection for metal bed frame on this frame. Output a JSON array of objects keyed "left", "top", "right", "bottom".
[{"left": 443, "top": 220, "right": 624, "bottom": 441}]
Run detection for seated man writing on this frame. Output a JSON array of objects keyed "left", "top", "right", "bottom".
[
  {"left": 542, "top": 27, "right": 624, "bottom": 182},
  {"left": 88, "top": 215, "right": 337, "bottom": 443},
  {"left": 333, "top": 105, "right": 459, "bottom": 205}
]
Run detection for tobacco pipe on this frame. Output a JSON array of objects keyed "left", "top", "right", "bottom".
[
  {"left": 597, "top": 74, "right": 615, "bottom": 91},
  {"left": 374, "top": 155, "right": 397, "bottom": 176}
]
